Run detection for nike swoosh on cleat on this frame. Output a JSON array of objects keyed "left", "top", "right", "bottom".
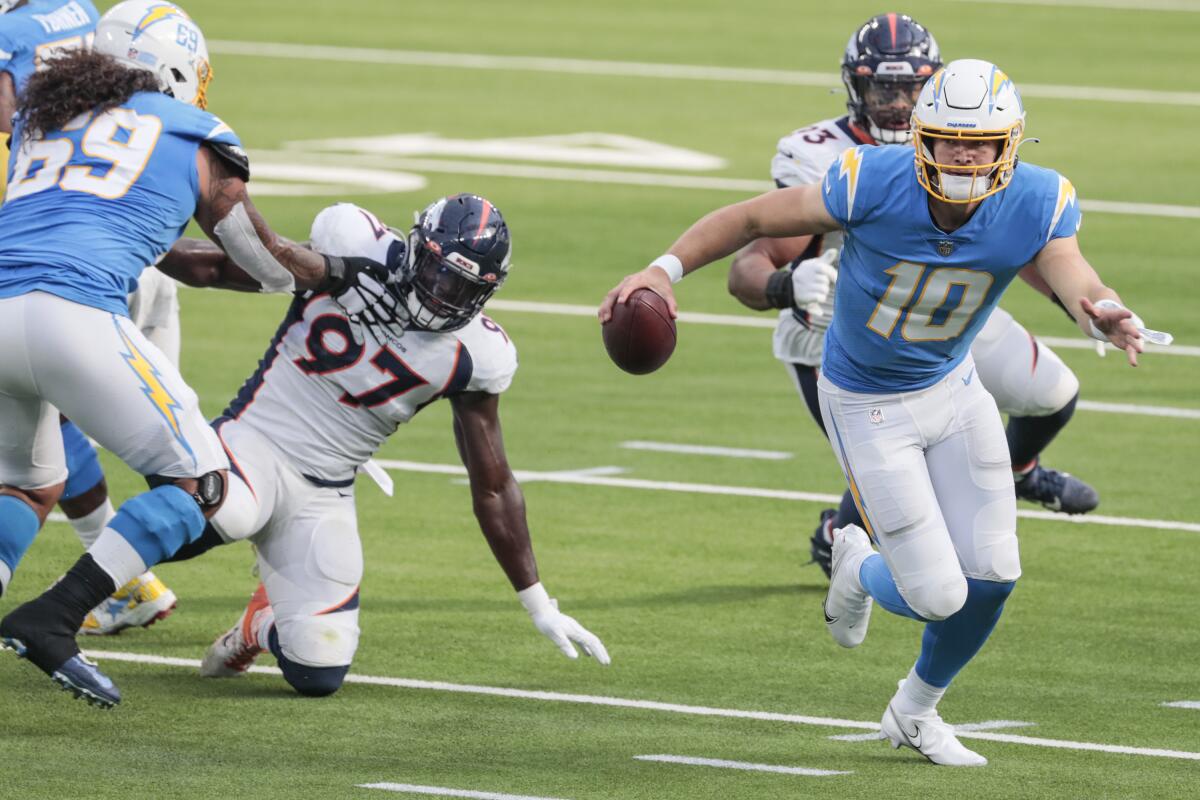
[
  {"left": 822, "top": 602, "right": 838, "bottom": 625},
  {"left": 902, "top": 721, "right": 922, "bottom": 750}
]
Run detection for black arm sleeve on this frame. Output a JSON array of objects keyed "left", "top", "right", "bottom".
[{"left": 203, "top": 140, "right": 250, "bottom": 182}]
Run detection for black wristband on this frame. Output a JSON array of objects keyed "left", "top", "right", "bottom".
[
  {"left": 1050, "top": 293, "right": 1075, "bottom": 323},
  {"left": 317, "top": 255, "right": 347, "bottom": 293},
  {"left": 764, "top": 268, "right": 794, "bottom": 310}
]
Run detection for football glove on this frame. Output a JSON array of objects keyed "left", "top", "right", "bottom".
[
  {"left": 321, "top": 255, "right": 404, "bottom": 345},
  {"left": 518, "top": 582, "right": 610, "bottom": 665}
]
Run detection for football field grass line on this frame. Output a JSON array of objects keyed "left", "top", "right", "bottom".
[
  {"left": 1076, "top": 400, "right": 1200, "bottom": 420},
  {"left": 359, "top": 782, "right": 569, "bottom": 800},
  {"left": 1162, "top": 701, "right": 1200, "bottom": 709},
  {"left": 372, "top": 459, "right": 1200, "bottom": 534},
  {"left": 632, "top": 754, "right": 851, "bottom": 776},
  {"left": 80, "top": 649, "right": 1200, "bottom": 762},
  {"left": 951, "top": 0, "right": 1200, "bottom": 11},
  {"left": 211, "top": 41, "right": 1200, "bottom": 107},
  {"left": 620, "top": 441, "right": 794, "bottom": 460},
  {"left": 481, "top": 299, "right": 1200, "bottom": 359},
  {"left": 830, "top": 719, "right": 1035, "bottom": 741},
  {"left": 258, "top": 150, "right": 1200, "bottom": 222}
]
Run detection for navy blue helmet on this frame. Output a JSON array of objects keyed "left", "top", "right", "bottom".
[
  {"left": 841, "top": 13, "right": 941, "bottom": 144},
  {"left": 401, "top": 194, "right": 511, "bottom": 332}
]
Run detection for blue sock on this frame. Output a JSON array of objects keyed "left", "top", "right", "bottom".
[
  {"left": 108, "top": 485, "right": 205, "bottom": 567},
  {"left": 0, "top": 496, "right": 40, "bottom": 591},
  {"left": 915, "top": 578, "right": 1016, "bottom": 688},
  {"left": 60, "top": 420, "right": 105, "bottom": 501},
  {"left": 858, "top": 553, "right": 928, "bottom": 621}
]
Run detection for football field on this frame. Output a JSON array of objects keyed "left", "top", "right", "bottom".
[{"left": 2, "top": 1, "right": 1199, "bottom": 797}]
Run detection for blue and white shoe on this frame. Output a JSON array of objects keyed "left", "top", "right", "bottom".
[
  {"left": 1, "top": 628, "right": 121, "bottom": 709},
  {"left": 1015, "top": 462, "right": 1099, "bottom": 515}
]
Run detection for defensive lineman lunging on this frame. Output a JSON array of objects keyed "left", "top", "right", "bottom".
[{"left": 601, "top": 60, "right": 1168, "bottom": 765}]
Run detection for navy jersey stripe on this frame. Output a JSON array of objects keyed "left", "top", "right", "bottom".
[{"left": 222, "top": 293, "right": 309, "bottom": 420}]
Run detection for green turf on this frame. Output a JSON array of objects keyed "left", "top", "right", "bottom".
[{"left": 2, "top": 1, "right": 1199, "bottom": 798}]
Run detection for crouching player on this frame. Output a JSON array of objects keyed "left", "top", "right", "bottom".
[{"left": 161, "top": 197, "right": 610, "bottom": 696}]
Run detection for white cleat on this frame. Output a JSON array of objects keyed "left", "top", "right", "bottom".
[
  {"left": 80, "top": 571, "right": 177, "bottom": 635},
  {"left": 822, "top": 524, "right": 874, "bottom": 648},
  {"left": 881, "top": 703, "right": 988, "bottom": 767},
  {"left": 200, "top": 584, "right": 272, "bottom": 678}
]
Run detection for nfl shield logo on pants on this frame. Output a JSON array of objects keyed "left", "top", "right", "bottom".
[{"left": 869, "top": 408, "right": 884, "bottom": 425}]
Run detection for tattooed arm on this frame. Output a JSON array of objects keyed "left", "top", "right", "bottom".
[{"left": 193, "top": 144, "right": 330, "bottom": 291}]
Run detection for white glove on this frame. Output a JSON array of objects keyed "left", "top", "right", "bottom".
[
  {"left": 790, "top": 248, "right": 838, "bottom": 317},
  {"left": 518, "top": 582, "right": 611, "bottom": 665}
]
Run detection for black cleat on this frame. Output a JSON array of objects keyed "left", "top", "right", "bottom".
[
  {"left": 1015, "top": 463, "right": 1099, "bottom": 515},
  {"left": 808, "top": 508, "right": 837, "bottom": 579},
  {"left": 1, "top": 600, "right": 121, "bottom": 709}
]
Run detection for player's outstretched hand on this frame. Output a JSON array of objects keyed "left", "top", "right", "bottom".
[
  {"left": 599, "top": 266, "right": 677, "bottom": 323},
  {"left": 518, "top": 582, "right": 611, "bottom": 665},
  {"left": 1081, "top": 297, "right": 1143, "bottom": 367},
  {"left": 321, "top": 255, "right": 403, "bottom": 345},
  {"left": 791, "top": 247, "right": 838, "bottom": 316}
]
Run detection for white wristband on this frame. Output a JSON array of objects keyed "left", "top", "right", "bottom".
[
  {"left": 649, "top": 254, "right": 684, "bottom": 284},
  {"left": 1087, "top": 298, "right": 1140, "bottom": 342},
  {"left": 517, "top": 582, "right": 553, "bottom": 616}
]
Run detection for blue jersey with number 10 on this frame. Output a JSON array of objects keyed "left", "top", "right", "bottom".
[
  {"left": 0, "top": 91, "right": 243, "bottom": 316},
  {"left": 820, "top": 144, "right": 1081, "bottom": 393}
]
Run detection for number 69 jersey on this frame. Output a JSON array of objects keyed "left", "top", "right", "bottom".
[
  {"left": 218, "top": 204, "right": 519, "bottom": 487},
  {"left": 0, "top": 91, "right": 243, "bottom": 316},
  {"left": 820, "top": 144, "right": 1081, "bottom": 393}
]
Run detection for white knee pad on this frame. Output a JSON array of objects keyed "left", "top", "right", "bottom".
[
  {"left": 276, "top": 611, "right": 360, "bottom": 668},
  {"left": 973, "top": 308, "right": 1079, "bottom": 417},
  {"left": 902, "top": 573, "right": 969, "bottom": 622}
]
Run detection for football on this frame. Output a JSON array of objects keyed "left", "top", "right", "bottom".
[{"left": 601, "top": 288, "right": 677, "bottom": 374}]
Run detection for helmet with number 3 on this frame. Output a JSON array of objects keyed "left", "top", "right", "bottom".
[
  {"left": 93, "top": 1, "right": 213, "bottom": 109},
  {"left": 842, "top": 13, "right": 941, "bottom": 145},
  {"left": 401, "top": 194, "right": 511, "bottom": 332}
]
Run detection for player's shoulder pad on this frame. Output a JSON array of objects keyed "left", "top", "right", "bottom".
[
  {"left": 1015, "top": 161, "right": 1081, "bottom": 243},
  {"left": 141, "top": 93, "right": 243, "bottom": 148},
  {"left": 822, "top": 144, "right": 910, "bottom": 227},
  {"left": 772, "top": 118, "right": 852, "bottom": 188},
  {"left": 309, "top": 202, "right": 404, "bottom": 265},
  {"left": 455, "top": 313, "right": 518, "bottom": 396}
]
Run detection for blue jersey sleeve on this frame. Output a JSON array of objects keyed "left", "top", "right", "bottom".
[
  {"left": 0, "top": 27, "right": 17, "bottom": 76},
  {"left": 820, "top": 144, "right": 894, "bottom": 229},
  {"left": 1044, "top": 172, "right": 1082, "bottom": 245}
]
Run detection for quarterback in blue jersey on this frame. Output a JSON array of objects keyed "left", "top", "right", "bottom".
[
  {"left": 0, "top": 0, "right": 388, "bottom": 708},
  {"left": 601, "top": 59, "right": 1168, "bottom": 765}
]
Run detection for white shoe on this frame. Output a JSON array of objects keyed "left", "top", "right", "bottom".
[
  {"left": 200, "top": 584, "right": 272, "bottom": 678},
  {"left": 823, "top": 524, "right": 874, "bottom": 648},
  {"left": 80, "top": 571, "right": 177, "bottom": 635},
  {"left": 881, "top": 703, "right": 988, "bottom": 766}
]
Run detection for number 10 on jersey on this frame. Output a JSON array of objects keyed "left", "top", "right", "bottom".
[{"left": 866, "top": 261, "right": 994, "bottom": 342}]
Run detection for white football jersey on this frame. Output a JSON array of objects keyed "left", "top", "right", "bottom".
[
  {"left": 218, "top": 204, "right": 518, "bottom": 485},
  {"left": 769, "top": 115, "right": 873, "bottom": 366}
]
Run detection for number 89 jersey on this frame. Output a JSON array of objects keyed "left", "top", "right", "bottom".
[
  {"left": 0, "top": 91, "right": 243, "bottom": 316},
  {"left": 820, "top": 144, "right": 1081, "bottom": 393}
]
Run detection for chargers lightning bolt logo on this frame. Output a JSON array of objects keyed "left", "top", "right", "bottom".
[
  {"left": 113, "top": 317, "right": 196, "bottom": 467},
  {"left": 133, "top": 4, "right": 188, "bottom": 39},
  {"left": 838, "top": 147, "right": 864, "bottom": 222}
]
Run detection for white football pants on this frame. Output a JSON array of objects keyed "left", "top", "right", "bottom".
[
  {"left": 211, "top": 418, "right": 362, "bottom": 669},
  {"left": 818, "top": 356, "right": 1021, "bottom": 621},
  {"left": 0, "top": 292, "right": 224, "bottom": 489}
]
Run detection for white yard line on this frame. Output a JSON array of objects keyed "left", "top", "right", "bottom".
[
  {"left": 211, "top": 41, "right": 1200, "bottom": 108},
  {"left": 1162, "top": 701, "right": 1200, "bottom": 709},
  {"left": 1076, "top": 400, "right": 1200, "bottom": 420},
  {"left": 633, "top": 754, "right": 849, "bottom": 776},
  {"left": 951, "top": 0, "right": 1200, "bottom": 11},
  {"left": 359, "top": 783, "right": 568, "bottom": 800},
  {"left": 80, "top": 649, "right": 1200, "bottom": 762},
  {"left": 372, "top": 459, "right": 1200, "bottom": 534},
  {"left": 830, "top": 719, "right": 1034, "bottom": 741},
  {"left": 620, "top": 441, "right": 793, "bottom": 460}
]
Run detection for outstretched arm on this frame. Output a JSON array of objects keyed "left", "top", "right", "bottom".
[
  {"left": 156, "top": 237, "right": 262, "bottom": 292},
  {"left": 450, "top": 391, "right": 609, "bottom": 664},
  {"left": 599, "top": 183, "right": 839, "bottom": 321}
]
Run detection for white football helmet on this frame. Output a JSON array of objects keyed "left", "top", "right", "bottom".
[
  {"left": 93, "top": 1, "right": 212, "bottom": 109},
  {"left": 911, "top": 58, "right": 1025, "bottom": 204}
]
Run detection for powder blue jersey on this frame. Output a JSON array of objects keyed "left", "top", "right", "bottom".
[
  {"left": 0, "top": 91, "right": 243, "bottom": 315},
  {"left": 0, "top": 0, "right": 98, "bottom": 92},
  {"left": 820, "top": 144, "right": 1081, "bottom": 393}
]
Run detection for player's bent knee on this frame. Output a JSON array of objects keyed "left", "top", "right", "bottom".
[
  {"left": 148, "top": 469, "right": 229, "bottom": 518},
  {"left": 268, "top": 624, "right": 354, "bottom": 697},
  {"left": 280, "top": 658, "right": 349, "bottom": 697},
  {"left": 906, "top": 575, "right": 969, "bottom": 622}
]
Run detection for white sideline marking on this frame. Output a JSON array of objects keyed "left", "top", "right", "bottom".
[
  {"left": 359, "top": 783, "right": 568, "bottom": 800},
  {"left": 633, "top": 754, "right": 849, "bottom": 776},
  {"left": 1076, "top": 400, "right": 1200, "bottom": 420},
  {"left": 830, "top": 719, "right": 1034, "bottom": 741},
  {"left": 372, "top": 459, "right": 1200, "bottom": 534},
  {"left": 257, "top": 151, "right": 1200, "bottom": 223},
  {"left": 621, "top": 441, "right": 793, "bottom": 460},
  {"left": 952, "top": 0, "right": 1200, "bottom": 11},
  {"left": 211, "top": 40, "right": 1200, "bottom": 108},
  {"left": 1163, "top": 701, "right": 1200, "bottom": 709},
  {"left": 79, "top": 649, "right": 1200, "bottom": 762},
  {"left": 482, "top": 298, "right": 1200, "bottom": 359}
]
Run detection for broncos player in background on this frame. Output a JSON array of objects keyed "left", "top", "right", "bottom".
[
  {"left": 724, "top": 14, "right": 1098, "bottom": 579},
  {"left": 602, "top": 59, "right": 1167, "bottom": 765},
  {"left": 152, "top": 198, "right": 608, "bottom": 697},
  {"left": 0, "top": 0, "right": 182, "bottom": 636},
  {"left": 0, "top": 0, "right": 389, "bottom": 707}
]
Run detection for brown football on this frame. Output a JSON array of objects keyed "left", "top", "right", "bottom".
[{"left": 602, "top": 288, "right": 677, "bottom": 374}]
